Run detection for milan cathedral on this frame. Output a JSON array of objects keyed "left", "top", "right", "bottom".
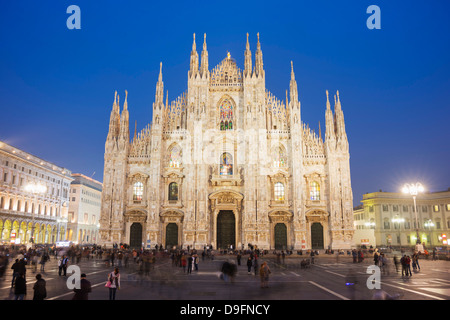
[{"left": 99, "top": 33, "right": 355, "bottom": 250}]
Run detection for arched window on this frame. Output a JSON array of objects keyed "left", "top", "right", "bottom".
[
  {"left": 219, "top": 99, "right": 233, "bottom": 131},
  {"left": 274, "top": 182, "right": 285, "bottom": 201},
  {"left": 133, "top": 182, "right": 144, "bottom": 202},
  {"left": 220, "top": 152, "right": 233, "bottom": 176},
  {"left": 168, "top": 145, "right": 182, "bottom": 168},
  {"left": 310, "top": 181, "right": 320, "bottom": 201},
  {"left": 168, "top": 182, "right": 178, "bottom": 201},
  {"left": 273, "top": 146, "right": 287, "bottom": 167}
]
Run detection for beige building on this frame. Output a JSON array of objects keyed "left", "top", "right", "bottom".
[
  {"left": 0, "top": 140, "right": 73, "bottom": 245},
  {"left": 68, "top": 173, "right": 102, "bottom": 244},
  {"left": 100, "top": 33, "right": 355, "bottom": 250},
  {"left": 353, "top": 189, "right": 450, "bottom": 248}
]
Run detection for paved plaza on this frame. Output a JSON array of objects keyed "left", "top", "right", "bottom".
[{"left": 1, "top": 250, "right": 449, "bottom": 301}]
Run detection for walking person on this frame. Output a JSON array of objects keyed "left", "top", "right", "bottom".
[
  {"left": 58, "top": 255, "right": 69, "bottom": 276},
  {"left": 400, "top": 255, "right": 407, "bottom": 276},
  {"left": 32, "top": 274, "right": 47, "bottom": 300},
  {"left": 181, "top": 255, "right": 187, "bottom": 273},
  {"left": 73, "top": 273, "right": 92, "bottom": 300},
  {"left": 246, "top": 257, "right": 252, "bottom": 274},
  {"left": 10, "top": 259, "right": 20, "bottom": 288},
  {"left": 253, "top": 257, "right": 259, "bottom": 276},
  {"left": 39, "top": 254, "right": 48, "bottom": 272},
  {"left": 393, "top": 256, "right": 400, "bottom": 273},
  {"left": 194, "top": 254, "right": 199, "bottom": 271},
  {"left": 405, "top": 255, "right": 412, "bottom": 276},
  {"left": 187, "top": 255, "right": 193, "bottom": 274},
  {"left": 107, "top": 267, "right": 121, "bottom": 300},
  {"left": 259, "top": 261, "right": 271, "bottom": 288},
  {"left": 14, "top": 272, "right": 26, "bottom": 300},
  {"left": 413, "top": 252, "right": 421, "bottom": 271}
]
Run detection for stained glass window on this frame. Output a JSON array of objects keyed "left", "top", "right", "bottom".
[
  {"left": 310, "top": 181, "right": 320, "bottom": 201},
  {"left": 168, "top": 145, "right": 182, "bottom": 168},
  {"left": 274, "top": 182, "right": 285, "bottom": 201},
  {"left": 220, "top": 152, "right": 233, "bottom": 176},
  {"left": 273, "top": 146, "right": 287, "bottom": 167},
  {"left": 168, "top": 182, "right": 178, "bottom": 201},
  {"left": 219, "top": 99, "right": 233, "bottom": 131},
  {"left": 133, "top": 182, "right": 144, "bottom": 201}
]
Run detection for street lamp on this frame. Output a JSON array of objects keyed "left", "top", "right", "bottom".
[
  {"left": 24, "top": 182, "right": 47, "bottom": 247},
  {"left": 402, "top": 182, "right": 424, "bottom": 251}
]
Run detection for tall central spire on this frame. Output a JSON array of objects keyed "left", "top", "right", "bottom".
[
  {"left": 244, "top": 33, "right": 252, "bottom": 77},
  {"left": 289, "top": 61, "right": 298, "bottom": 104},
  {"left": 155, "top": 62, "right": 164, "bottom": 108},
  {"left": 190, "top": 33, "right": 199, "bottom": 78}
]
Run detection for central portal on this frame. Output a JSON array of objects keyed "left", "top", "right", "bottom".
[{"left": 217, "top": 210, "right": 235, "bottom": 250}]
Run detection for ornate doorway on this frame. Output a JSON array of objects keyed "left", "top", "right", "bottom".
[
  {"left": 130, "top": 223, "right": 143, "bottom": 248},
  {"left": 217, "top": 210, "right": 235, "bottom": 250},
  {"left": 274, "top": 223, "right": 287, "bottom": 250},
  {"left": 165, "top": 223, "right": 178, "bottom": 249},
  {"left": 311, "top": 222, "right": 324, "bottom": 249}
]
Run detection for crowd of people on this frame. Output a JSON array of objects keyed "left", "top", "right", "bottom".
[{"left": 0, "top": 242, "right": 445, "bottom": 300}]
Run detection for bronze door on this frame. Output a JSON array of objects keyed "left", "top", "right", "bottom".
[
  {"left": 217, "top": 210, "right": 235, "bottom": 250},
  {"left": 274, "top": 223, "right": 287, "bottom": 250},
  {"left": 130, "top": 223, "right": 142, "bottom": 248},
  {"left": 165, "top": 223, "right": 178, "bottom": 249},
  {"left": 311, "top": 222, "right": 324, "bottom": 249}
]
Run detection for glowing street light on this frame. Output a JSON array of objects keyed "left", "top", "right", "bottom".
[{"left": 402, "top": 182, "right": 424, "bottom": 249}]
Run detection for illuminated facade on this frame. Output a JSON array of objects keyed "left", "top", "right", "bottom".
[
  {"left": 99, "top": 34, "right": 355, "bottom": 250},
  {"left": 0, "top": 140, "right": 73, "bottom": 245},
  {"left": 67, "top": 173, "right": 102, "bottom": 244},
  {"left": 354, "top": 189, "right": 450, "bottom": 248}
]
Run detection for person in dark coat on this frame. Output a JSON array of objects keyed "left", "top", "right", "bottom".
[
  {"left": 14, "top": 272, "right": 27, "bottom": 300},
  {"left": 72, "top": 274, "right": 92, "bottom": 300},
  {"left": 32, "top": 274, "right": 47, "bottom": 300}
]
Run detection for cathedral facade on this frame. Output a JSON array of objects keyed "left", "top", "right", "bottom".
[{"left": 99, "top": 33, "right": 355, "bottom": 251}]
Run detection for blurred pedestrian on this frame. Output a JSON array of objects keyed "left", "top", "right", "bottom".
[
  {"left": 58, "top": 255, "right": 68, "bottom": 276},
  {"left": 247, "top": 257, "right": 252, "bottom": 274},
  {"left": 253, "top": 257, "right": 259, "bottom": 276},
  {"left": 412, "top": 252, "right": 421, "bottom": 271},
  {"left": 259, "top": 261, "right": 271, "bottom": 288},
  {"left": 187, "top": 255, "right": 193, "bottom": 274},
  {"left": 73, "top": 273, "right": 92, "bottom": 300},
  {"left": 181, "top": 255, "right": 187, "bottom": 273},
  {"left": 14, "top": 272, "right": 26, "bottom": 300},
  {"left": 10, "top": 259, "right": 20, "bottom": 288},
  {"left": 32, "top": 274, "right": 47, "bottom": 300}
]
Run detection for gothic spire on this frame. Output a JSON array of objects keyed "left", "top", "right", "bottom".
[
  {"left": 334, "top": 90, "right": 347, "bottom": 143},
  {"left": 154, "top": 62, "right": 164, "bottom": 108},
  {"left": 200, "top": 33, "right": 209, "bottom": 77},
  {"left": 120, "top": 90, "right": 129, "bottom": 140},
  {"left": 289, "top": 61, "right": 298, "bottom": 104},
  {"left": 189, "top": 33, "right": 199, "bottom": 77},
  {"left": 325, "top": 90, "right": 336, "bottom": 142},
  {"left": 108, "top": 90, "right": 120, "bottom": 137},
  {"left": 244, "top": 33, "right": 252, "bottom": 77},
  {"left": 254, "top": 33, "right": 264, "bottom": 77}
]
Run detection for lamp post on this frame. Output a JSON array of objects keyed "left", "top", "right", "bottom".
[
  {"left": 24, "top": 182, "right": 47, "bottom": 247},
  {"left": 402, "top": 182, "right": 424, "bottom": 251}
]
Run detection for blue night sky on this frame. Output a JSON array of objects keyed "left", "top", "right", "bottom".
[{"left": 1, "top": 1, "right": 449, "bottom": 207}]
